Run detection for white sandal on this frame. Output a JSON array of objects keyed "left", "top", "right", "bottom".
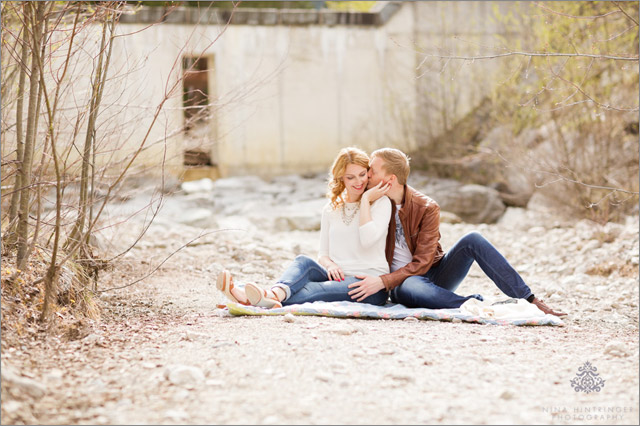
[
  {"left": 245, "top": 283, "right": 283, "bottom": 309},
  {"left": 216, "top": 270, "right": 250, "bottom": 306}
]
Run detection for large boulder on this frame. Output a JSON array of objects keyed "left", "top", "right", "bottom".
[
  {"left": 419, "top": 178, "right": 506, "bottom": 224},
  {"left": 260, "top": 198, "right": 326, "bottom": 232},
  {"left": 411, "top": 125, "right": 536, "bottom": 208}
]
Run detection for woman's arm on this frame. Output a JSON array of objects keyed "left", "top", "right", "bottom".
[
  {"left": 359, "top": 181, "right": 391, "bottom": 226},
  {"left": 318, "top": 206, "right": 345, "bottom": 281},
  {"left": 359, "top": 196, "right": 391, "bottom": 247}
]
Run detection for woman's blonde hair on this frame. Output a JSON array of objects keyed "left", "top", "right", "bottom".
[{"left": 327, "top": 147, "right": 370, "bottom": 209}]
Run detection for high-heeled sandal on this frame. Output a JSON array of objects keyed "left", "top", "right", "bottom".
[
  {"left": 216, "top": 270, "right": 250, "bottom": 306},
  {"left": 244, "top": 283, "right": 283, "bottom": 309}
]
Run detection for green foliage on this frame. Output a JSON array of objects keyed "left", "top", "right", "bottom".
[
  {"left": 325, "top": 1, "right": 375, "bottom": 12},
  {"left": 490, "top": 1, "right": 639, "bottom": 222}
]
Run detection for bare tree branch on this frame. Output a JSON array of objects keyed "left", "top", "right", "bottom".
[
  {"left": 613, "top": 1, "right": 639, "bottom": 26},
  {"left": 417, "top": 51, "right": 637, "bottom": 69},
  {"left": 94, "top": 229, "right": 244, "bottom": 293},
  {"left": 533, "top": 1, "right": 626, "bottom": 21},
  {"left": 544, "top": 55, "right": 639, "bottom": 112}
]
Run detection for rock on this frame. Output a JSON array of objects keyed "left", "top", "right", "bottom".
[
  {"left": 497, "top": 208, "right": 529, "bottom": 230},
  {"left": 212, "top": 176, "right": 267, "bottom": 191},
  {"left": 439, "top": 211, "right": 463, "bottom": 224},
  {"left": 403, "top": 316, "right": 419, "bottom": 322},
  {"left": 177, "top": 208, "right": 218, "bottom": 228},
  {"left": 1, "top": 367, "right": 47, "bottom": 400},
  {"left": 548, "top": 293, "right": 563, "bottom": 301},
  {"left": 87, "top": 378, "right": 107, "bottom": 393},
  {"left": 528, "top": 226, "right": 546, "bottom": 235},
  {"left": 273, "top": 215, "right": 321, "bottom": 232},
  {"left": 164, "top": 409, "right": 189, "bottom": 421},
  {"left": 83, "top": 333, "right": 105, "bottom": 346},
  {"left": 604, "top": 341, "right": 630, "bottom": 357},
  {"left": 183, "top": 331, "right": 208, "bottom": 341},
  {"left": 45, "top": 369, "right": 64, "bottom": 382},
  {"left": 327, "top": 324, "right": 358, "bottom": 335},
  {"left": 430, "top": 183, "right": 506, "bottom": 224},
  {"left": 283, "top": 313, "right": 297, "bottom": 323},
  {"left": 499, "top": 390, "right": 515, "bottom": 400},
  {"left": 263, "top": 415, "right": 281, "bottom": 424},
  {"left": 252, "top": 246, "right": 273, "bottom": 261},
  {"left": 240, "top": 264, "right": 261, "bottom": 274},
  {"left": 561, "top": 274, "right": 591, "bottom": 289},
  {"left": 602, "top": 222, "right": 624, "bottom": 241},
  {"left": 387, "top": 373, "right": 415, "bottom": 383},
  {"left": 2, "top": 400, "right": 23, "bottom": 414},
  {"left": 164, "top": 365, "right": 205, "bottom": 388},
  {"left": 269, "top": 199, "right": 326, "bottom": 231},
  {"left": 315, "top": 372, "right": 333, "bottom": 382},
  {"left": 581, "top": 239, "right": 602, "bottom": 252},
  {"left": 181, "top": 178, "right": 214, "bottom": 194}
]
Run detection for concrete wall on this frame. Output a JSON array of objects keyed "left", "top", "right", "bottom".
[
  {"left": 1, "top": 2, "right": 515, "bottom": 180},
  {"left": 106, "top": 3, "right": 419, "bottom": 178},
  {"left": 410, "top": 2, "right": 515, "bottom": 149}
]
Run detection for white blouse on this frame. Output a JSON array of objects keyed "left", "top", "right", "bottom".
[{"left": 319, "top": 196, "right": 391, "bottom": 277}]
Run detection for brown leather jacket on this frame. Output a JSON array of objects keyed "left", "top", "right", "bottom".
[{"left": 381, "top": 185, "right": 444, "bottom": 290}]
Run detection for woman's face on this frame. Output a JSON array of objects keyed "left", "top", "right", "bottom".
[{"left": 342, "top": 163, "right": 368, "bottom": 201}]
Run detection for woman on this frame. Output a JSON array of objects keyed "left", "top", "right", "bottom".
[{"left": 217, "top": 147, "right": 392, "bottom": 308}]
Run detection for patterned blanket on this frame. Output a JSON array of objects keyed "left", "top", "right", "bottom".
[{"left": 224, "top": 300, "right": 565, "bottom": 326}]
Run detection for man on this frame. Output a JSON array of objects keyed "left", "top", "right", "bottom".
[{"left": 347, "top": 148, "right": 567, "bottom": 317}]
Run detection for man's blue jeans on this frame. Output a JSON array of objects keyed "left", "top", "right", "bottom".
[
  {"left": 390, "top": 231, "right": 533, "bottom": 309},
  {"left": 276, "top": 255, "right": 388, "bottom": 306}
]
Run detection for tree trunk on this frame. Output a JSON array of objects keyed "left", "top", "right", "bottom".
[
  {"left": 86, "top": 11, "right": 117, "bottom": 251},
  {"left": 39, "top": 263, "right": 58, "bottom": 322},
  {"left": 6, "top": 26, "right": 29, "bottom": 241},
  {"left": 66, "top": 15, "right": 110, "bottom": 252},
  {"left": 36, "top": 2, "right": 81, "bottom": 322},
  {"left": 16, "top": 2, "right": 45, "bottom": 270}
]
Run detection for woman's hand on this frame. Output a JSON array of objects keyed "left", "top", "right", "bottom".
[
  {"left": 362, "top": 181, "right": 391, "bottom": 204},
  {"left": 326, "top": 262, "right": 345, "bottom": 282}
]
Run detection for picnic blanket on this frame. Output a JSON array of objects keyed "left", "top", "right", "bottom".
[{"left": 223, "top": 299, "right": 564, "bottom": 326}]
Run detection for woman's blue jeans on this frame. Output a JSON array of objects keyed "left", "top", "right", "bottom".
[
  {"left": 390, "top": 231, "right": 533, "bottom": 309},
  {"left": 276, "top": 255, "right": 388, "bottom": 306}
]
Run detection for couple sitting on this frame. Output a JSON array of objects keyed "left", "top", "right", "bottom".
[{"left": 217, "top": 147, "right": 567, "bottom": 317}]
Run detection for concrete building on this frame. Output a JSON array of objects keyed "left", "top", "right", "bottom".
[{"left": 4, "top": 2, "right": 513, "bottom": 181}]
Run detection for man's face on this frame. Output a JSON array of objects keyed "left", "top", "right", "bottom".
[{"left": 367, "top": 156, "right": 390, "bottom": 189}]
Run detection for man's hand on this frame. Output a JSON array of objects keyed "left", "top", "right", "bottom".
[{"left": 348, "top": 275, "right": 385, "bottom": 302}]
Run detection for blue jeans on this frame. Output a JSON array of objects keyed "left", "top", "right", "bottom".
[
  {"left": 276, "top": 255, "right": 388, "bottom": 306},
  {"left": 390, "top": 231, "right": 533, "bottom": 309}
]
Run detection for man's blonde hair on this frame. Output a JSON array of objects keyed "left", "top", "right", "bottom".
[{"left": 371, "top": 148, "right": 411, "bottom": 185}]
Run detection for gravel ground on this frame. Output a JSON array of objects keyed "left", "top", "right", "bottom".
[{"left": 1, "top": 175, "right": 638, "bottom": 425}]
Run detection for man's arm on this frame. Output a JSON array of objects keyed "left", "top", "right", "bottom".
[{"left": 380, "top": 202, "right": 442, "bottom": 290}]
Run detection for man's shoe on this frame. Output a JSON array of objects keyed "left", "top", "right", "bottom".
[{"left": 531, "top": 297, "right": 567, "bottom": 317}]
